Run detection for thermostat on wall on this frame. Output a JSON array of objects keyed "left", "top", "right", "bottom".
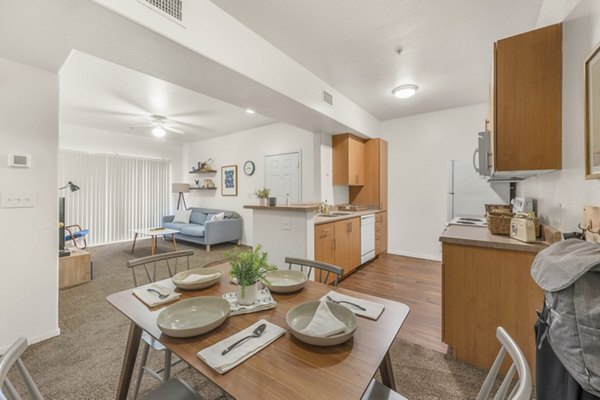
[{"left": 8, "top": 154, "right": 31, "bottom": 168}]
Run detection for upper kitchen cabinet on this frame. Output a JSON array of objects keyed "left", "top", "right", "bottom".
[
  {"left": 349, "top": 139, "right": 388, "bottom": 210},
  {"left": 333, "top": 134, "right": 365, "bottom": 186},
  {"left": 493, "top": 23, "right": 562, "bottom": 172}
]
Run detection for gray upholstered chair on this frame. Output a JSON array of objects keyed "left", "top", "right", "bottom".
[
  {"left": 284, "top": 257, "right": 343, "bottom": 287},
  {"left": 0, "top": 338, "right": 43, "bottom": 400},
  {"left": 143, "top": 378, "right": 204, "bottom": 400},
  {"left": 127, "top": 250, "right": 194, "bottom": 399}
]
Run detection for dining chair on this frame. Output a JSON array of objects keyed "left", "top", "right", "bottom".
[
  {"left": 142, "top": 378, "right": 204, "bottom": 400},
  {"left": 362, "top": 378, "right": 407, "bottom": 400},
  {"left": 0, "top": 338, "right": 43, "bottom": 400},
  {"left": 127, "top": 250, "right": 194, "bottom": 399},
  {"left": 284, "top": 257, "right": 344, "bottom": 287},
  {"left": 476, "top": 327, "right": 532, "bottom": 400}
]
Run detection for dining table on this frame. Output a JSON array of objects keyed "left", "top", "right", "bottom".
[{"left": 106, "top": 262, "right": 410, "bottom": 400}]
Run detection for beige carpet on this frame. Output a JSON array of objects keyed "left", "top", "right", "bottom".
[{"left": 8, "top": 240, "right": 496, "bottom": 399}]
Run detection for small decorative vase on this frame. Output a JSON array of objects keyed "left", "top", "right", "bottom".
[
  {"left": 237, "top": 282, "right": 258, "bottom": 305},
  {"left": 259, "top": 198, "right": 267, "bottom": 206}
]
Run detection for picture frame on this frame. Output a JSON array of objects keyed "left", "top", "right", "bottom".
[
  {"left": 221, "top": 165, "right": 238, "bottom": 196},
  {"left": 585, "top": 43, "right": 600, "bottom": 179}
]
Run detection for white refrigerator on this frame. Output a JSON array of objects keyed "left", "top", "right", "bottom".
[{"left": 447, "top": 160, "right": 510, "bottom": 219}]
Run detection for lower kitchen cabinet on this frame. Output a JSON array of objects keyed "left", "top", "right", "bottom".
[
  {"left": 314, "top": 217, "right": 361, "bottom": 283},
  {"left": 375, "top": 212, "right": 388, "bottom": 256}
]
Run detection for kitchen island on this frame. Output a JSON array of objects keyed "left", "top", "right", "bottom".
[{"left": 439, "top": 225, "right": 548, "bottom": 376}]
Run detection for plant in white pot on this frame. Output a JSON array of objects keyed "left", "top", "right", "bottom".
[
  {"left": 254, "top": 188, "right": 270, "bottom": 206},
  {"left": 226, "top": 245, "right": 277, "bottom": 305}
]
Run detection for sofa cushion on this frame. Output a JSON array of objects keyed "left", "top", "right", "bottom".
[
  {"left": 188, "top": 207, "right": 240, "bottom": 219},
  {"left": 163, "top": 222, "right": 189, "bottom": 231},
  {"left": 206, "top": 212, "right": 225, "bottom": 223},
  {"left": 173, "top": 209, "right": 192, "bottom": 224},
  {"left": 190, "top": 211, "right": 207, "bottom": 225},
  {"left": 180, "top": 225, "right": 205, "bottom": 237}
]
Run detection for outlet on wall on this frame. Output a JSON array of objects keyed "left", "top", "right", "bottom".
[
  {"left": 281, "top": 218, "right": 291, "bottom": 230},
  {"left": 0, "top": 192, "right": 36, "bottom": 208}
]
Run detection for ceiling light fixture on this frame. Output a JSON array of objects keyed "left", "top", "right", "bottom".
[
  {"left": 152, "top": 126, "right": 166, "bottom": 138},
  {"left": 392, "top": 84, "right": 419, "bottom": 99},
  {"left": 246, "top": 109, "right": 256, "bottom": 114}
]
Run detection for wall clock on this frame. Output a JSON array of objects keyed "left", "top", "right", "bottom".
[{"left": 244, "top": 160, "right": 255, "bottom": 176}]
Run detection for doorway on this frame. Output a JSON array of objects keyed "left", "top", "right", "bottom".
[{"left": 265, "top": 151, "right": 301, "bottom": 205}]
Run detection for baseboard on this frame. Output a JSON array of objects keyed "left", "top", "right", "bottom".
[
  {"left": 386, "top": 249, "right": 442, "bottom": 262},
  {"left": 0, "top": 328, "right": 60, "bottom": 354}
]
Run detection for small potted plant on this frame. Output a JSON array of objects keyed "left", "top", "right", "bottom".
[
  {"left": 254, "top": 188, "right": 270, "bottom": 206},
  {"left": 226, "top": 245, "right": 277, "bottom": 305}
]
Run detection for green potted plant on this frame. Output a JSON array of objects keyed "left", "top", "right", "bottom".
[
  {"left": 254, "top": 188, "right": 270, "bottom": 206},
  {"left": 226, "top": 245, "right": 277, "bottom": 305}
]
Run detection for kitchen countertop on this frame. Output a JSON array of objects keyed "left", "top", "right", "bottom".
[
  {"left": 314, "top": 209, "right": 383, "bottom": 225},
  {"left": 244, "top": 204, "right": 321, "bottom": 212},
  {"left": 439, "top": 225, "right": 549, "bottom": 253}
]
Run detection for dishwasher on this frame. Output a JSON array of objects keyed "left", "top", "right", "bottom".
[{"left": 360, "top": 214, "right": 375, "bottom": 264}]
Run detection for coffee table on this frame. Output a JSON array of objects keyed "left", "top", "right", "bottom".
[{"left": 131, "top": 227, "right": 179, "bottom": 255}]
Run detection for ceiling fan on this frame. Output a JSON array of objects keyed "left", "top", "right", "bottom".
[{"left": 131, "top": 114, "right": 185, "bottom": 138}]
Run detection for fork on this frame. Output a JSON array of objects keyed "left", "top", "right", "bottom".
[
  {"left": 147, "top": 288, "right": 169, "bottom": 299},
  {"left": 326, "top": 295, "right": 367, "bottom": 311}
]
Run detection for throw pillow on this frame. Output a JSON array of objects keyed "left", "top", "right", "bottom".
[
  {"left": 206, "top": 212, "right": 225, "bottom": 223},
  {"left": 173, "top": 209, "right": 192, "bottom": 224}
]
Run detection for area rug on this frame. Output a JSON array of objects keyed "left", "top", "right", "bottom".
[{"left": 8, "top": 240, "right": 497, "bottom": 399}]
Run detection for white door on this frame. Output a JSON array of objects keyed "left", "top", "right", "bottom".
[{"left": 265, "top": 152, "right": 301, "bottom": 205}]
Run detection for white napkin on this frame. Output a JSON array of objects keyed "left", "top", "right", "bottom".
[
  {"left": 197, "top": 319, "right": 285, "bottom": 374},
  {"left": 181, "top": 272, "right": 221, "bottom": 284},
  {"left": 321, "top": 291, "right": 385, "bottom": 320},
  {"left": 300, "top": 301, "right": 347, "bottom": 337},
  {"left": 133, "top": 281, "right": 180, "bottom": 307}
]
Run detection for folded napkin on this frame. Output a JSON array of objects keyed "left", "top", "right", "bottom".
[
  {"left": 321, "top": 291, "right": 385, "bottom": 320},
  {"left": 133, "top": 280, "right": 180, "bottom": 307},
  {"left": 301, "top": 300, "right": 347, "bottom": 337},
  {"left": 197, "top": 319, "right": 285, "bottom": 374},
  {"left": 181, "top": 272, "right": 221, "bottom": 284},
  {"left": 223, "top": 288, "right": 276, "bottom": 316}
]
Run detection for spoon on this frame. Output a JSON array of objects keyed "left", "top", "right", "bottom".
[
  {"left": 147, "top": 288, "right": 169, "bottom": 299},
  {"left": 326, "top": 295, "right": 367, "bottom": 311},
  {"left": 221, "top": 323, "right": 267, "bottom": 356}
]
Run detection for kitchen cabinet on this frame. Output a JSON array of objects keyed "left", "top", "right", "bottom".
[
  {"left": 314, "top": 217, "right": 361, "bottom": 283},
  {"left": 349, "top": 139, "right": 387, "bottom": 210},
  {"left": 375, "top": 212, "right": 388, "bottom": 256},
  {"left": 492, "top": 23, "right": 562, "bottom": 172},
  {"left": 333, "top": 134, "right": 365, "bottom": 186}
]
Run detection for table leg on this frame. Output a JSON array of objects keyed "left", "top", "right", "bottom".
[
  {"left": 151, "top": 235, "right": 155, "bottom": 255},
  {"left": 131, "top": 233, "right": 138, "bottom": 253},
  {"left": 379, "top": 350, "right": 397, "bottom": 391},
  {"left": 116, "top": 322, "right": 142, "bottom": 400},
  {"left": 171, "top": 234, "right": 177, "bottom": 251}
]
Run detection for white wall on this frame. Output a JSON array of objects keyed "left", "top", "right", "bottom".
[
  {"left": 0, "top": 57, "right": 60, "bottom": 350},
  {"left": 520, "top": 0, "right": 600, "bottom": 232},
  {"left": 319, "top": 133, "right": 349, "bottom": 205},
  {"left": 59, "top": 124, "right": 185, "bottom": 212},
  {"left": 381, "top": 103, "right": 487, "bottom": 260},
  {"left": 184, "top": 122, "right": 321, "bottom": 245}
]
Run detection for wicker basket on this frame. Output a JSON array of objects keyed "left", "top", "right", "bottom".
[
  {"left": 487, "top": 212, "right": 513, "bottom": 236},
  {"left": 485, "top": 204, "right": 512, "bottom": 213}
]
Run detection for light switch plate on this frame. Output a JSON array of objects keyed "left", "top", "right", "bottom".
[
  {"left": 0, "top": 192, "right": 36, "bottom": 208},
  {"left": 281, "top": 218, "right": 291, "bottom": 230}
]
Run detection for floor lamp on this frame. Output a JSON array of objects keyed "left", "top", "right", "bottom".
[
  {"left": 58, "top": 181, "right": 80, "bottom": 257},
  {"left": 172, "top": 183, "right": 190, "bottom": 210}
]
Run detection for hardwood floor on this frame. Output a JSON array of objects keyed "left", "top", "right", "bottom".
[{"left": 339, "top": 253, "right": 448, "bottom": 353}]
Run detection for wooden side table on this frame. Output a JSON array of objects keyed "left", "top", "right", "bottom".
[{"left": 59, "top": 250, "right": 92, "bottom": 289}]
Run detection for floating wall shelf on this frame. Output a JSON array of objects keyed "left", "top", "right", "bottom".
[{"left": 189, "top": 169, "right": 217, "bottom": 174}]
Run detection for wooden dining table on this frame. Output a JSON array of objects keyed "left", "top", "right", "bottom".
[{"left": 106, "top": 263, "right": 410, "bottom": 400}]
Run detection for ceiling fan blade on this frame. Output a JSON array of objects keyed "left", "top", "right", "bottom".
[{"left": 164, "top": 126, "right": 185, "bottom": 134}]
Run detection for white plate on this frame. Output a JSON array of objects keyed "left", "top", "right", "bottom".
[
  {"left": 157, "top": 296, "right": 230, "bottom": 338},
  {"left": 286, "top": 301, "right": 357, "bottom": 346},
  {"left": 172, "top": 267, "right": 222, "bottom": 290},
  {"left": 264, "top": 270, "right": 308, "bottom": 293}
]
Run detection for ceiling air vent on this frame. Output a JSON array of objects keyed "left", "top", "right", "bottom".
[
  {"left": 322, "top": 90, "right": 334, "bottom": 107},
  {"left": 139, "top": 0, "right": 183, "bottom": 22}
]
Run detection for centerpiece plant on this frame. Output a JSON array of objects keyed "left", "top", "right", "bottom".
[
  {"left": 254, "top": 188, "right": 270, "bottom": 206},
  {"left": 226, "top": 245, "right": 277, "bottom": 305}
]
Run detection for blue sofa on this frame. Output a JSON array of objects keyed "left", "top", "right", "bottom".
[{"left": 162, "top": 207, "right": 243, "bottom": 251}]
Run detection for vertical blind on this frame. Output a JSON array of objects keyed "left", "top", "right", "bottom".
[{"left": 58, "top": 150, "right": 170, "bottom": 245}]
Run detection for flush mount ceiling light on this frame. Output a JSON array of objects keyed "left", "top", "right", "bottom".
[
  {"left": 392, "top": 84, "right": 419, "bottom": 99},
  {"left": 246, "top": 109, "right": 256, "bottom": 114},
  {"left": 152, "top": 126, "right": 166, "bottom": 138}
]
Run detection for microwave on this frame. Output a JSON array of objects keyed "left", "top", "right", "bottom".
[{"left": 473, "top": 131, "right": 534, "bottom": 182}]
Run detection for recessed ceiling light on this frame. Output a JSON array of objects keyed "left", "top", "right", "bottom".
[
  {"left": 392, "top": 84, "right": 419, "bottom": 99},
  {"left": 152, "top": 126, "right": 166, "bottom": 138},
  {"left": 246, "top": 109, "right": 256, "bottom": 114}
]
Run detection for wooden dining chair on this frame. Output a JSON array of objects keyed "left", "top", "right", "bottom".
[
  {"left": 0, "top": 338, "right": 43, "bottom": 400},
  {"left": 476, "top": 327, "right": 532, "bottom": 400},
  {"left": 127, "top": 250, "right": 194, "bottom": 400},
  {"left": 284, "top": 257, "right": 344, "bottom": 287}
]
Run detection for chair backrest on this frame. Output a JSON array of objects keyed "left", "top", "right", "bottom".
[
  {"left": 476, "top": 327, "right": 532, "bottom": 400},
  {"left": 0, "top": 338, "right": 43, "bottom": 400},
  {"left": 127, "top": 250, "right": 194, "bottom": 287},
  {"left": 285, "top": 257, "right": 344, "bottom": 287}
]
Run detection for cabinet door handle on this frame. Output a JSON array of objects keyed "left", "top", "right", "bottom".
[
  {"left": 347, "top": 222, "right": 352, "bottom": 232},
  {"left": 332, "top": 239, "right": 336, "bottom": 249}
]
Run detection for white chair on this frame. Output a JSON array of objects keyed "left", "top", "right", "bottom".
[
  {"left": 0, "top": 338, "right": 43, "bottom": 400},
  {"left": 476, "top": 327, "right": 533, "bottom": 400}
]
